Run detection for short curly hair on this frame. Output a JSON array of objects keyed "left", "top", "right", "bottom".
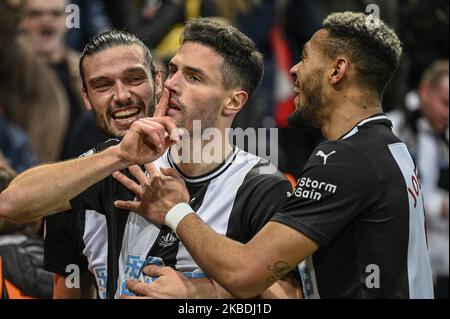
[{"left": 322, "top": 12, "right": 403, "bottom": 96}]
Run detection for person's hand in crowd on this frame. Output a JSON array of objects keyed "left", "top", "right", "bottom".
[
  {"left": 113, "top": 163, "right": 190, "bottom": 225},
  {"left": 116, "top": 88, "right": 181, "bottom": 166}
]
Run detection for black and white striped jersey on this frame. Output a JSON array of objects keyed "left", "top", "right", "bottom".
[
  {"left": 44, "top": 141, "right": 117, "bottom": 299},
  {"left": 272, "top": 114, "right": 434, "bottom": 299},
  {"left": 44, "top": 205, "right": 108, "bottom": 299},
  {"left": 68, "top": 144, "right": 291, "bottom": 298}
]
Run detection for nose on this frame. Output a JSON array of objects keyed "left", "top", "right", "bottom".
[
  {"left": 164, "top": 71, "right": 180, "bottom": 95},
  {"left": 113, "top": 81, "right": 132, "bottom": 106}
]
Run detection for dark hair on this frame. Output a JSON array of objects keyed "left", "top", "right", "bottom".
[
  {"left": 79, "top": 30, "right": 157, "bottom": 89},
  {"left": 322, "top": 12, "right": 403, "bottom": 97},
  {"left": 181, "top": 18, "right": 264, "bottom": 100}
]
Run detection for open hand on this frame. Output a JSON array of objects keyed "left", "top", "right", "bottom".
[{"left": 113, "top": 163, "right": 190, "bottom": 225}]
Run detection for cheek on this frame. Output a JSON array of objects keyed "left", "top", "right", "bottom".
[
  {"left": 135, "top": 84, "right": 154, "bottom": 102},
  {"left": 90, "top": 95, "right": 111, "bottom": 115}
]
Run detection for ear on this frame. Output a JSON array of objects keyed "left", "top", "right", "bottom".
[
  {"left": 222, "top": 90, "right": 249, "bottom": 116},
  {"left": 329, "top": 58, "right": 348, "bottom": 86},
  {"left": 153, "top": 71, "right": 163, "bottom": 98},
  {"left": 82, "top": 87, "right": 93, "bottom": 111}
]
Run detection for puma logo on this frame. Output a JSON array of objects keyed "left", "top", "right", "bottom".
[{"left": 316, "top": 150, "right": 336, "bottom": 165}]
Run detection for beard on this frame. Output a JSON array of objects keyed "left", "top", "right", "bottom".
[
  {"left": 174, "top": 98, "right": 221, "bottom": 136},
  {"left": 288, "top": 68, "right": 325, "bottom": 130}
]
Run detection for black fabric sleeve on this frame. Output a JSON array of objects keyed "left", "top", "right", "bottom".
[
  {"left": 69, "top": 139, "right": 121, "bottom": 213},
  {"left": 271, "top": 141, "right": 378, "bottom": 246},
  {"left": 227, "top": 162, "right": 292, "bottom": 243},
  {"left": 43, "top": 210, "right": 88, "bottom": 277}
]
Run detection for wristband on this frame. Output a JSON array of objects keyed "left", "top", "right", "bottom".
[{"left": 165, "top": 203, "right": 195, "bottom": 235}]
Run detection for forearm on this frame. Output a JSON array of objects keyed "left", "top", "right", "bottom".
[
  {"left": 176, "top": 215, "right": 317, "bottom": 299},
  {"left": 259, "top": 272, "right": 303, "bottom": 299},
  {"left": 177, "top": 215, "right": 268, "bottom": 299},
  {"left": 190, "top": 275, "right": 302, "bottom": 299},
  {"left": 0, "top": 146, "right": 129, "bottom": 222},
  {"left": 187, "top": 278, "right": 234, "bottom": 299}
]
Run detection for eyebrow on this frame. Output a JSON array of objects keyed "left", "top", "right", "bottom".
[
  {"left": 169, "top": 62, "right": 209, "bottom": 80},
  {"left": 88, "top": 67, "right": 148, "bottom": 86},
  {"left": 123, "top": 67, "right": 148, "bottom": 75},
  {"left": 88, "top": 76, "right": 110, "bottom": 87}
]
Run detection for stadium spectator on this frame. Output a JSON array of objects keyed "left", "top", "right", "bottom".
[
  {"left": 20, "top": 0, "right": 87, "bottom": 160},
  {"left": 0, "top": 0, "right": 69, "bottom": 163}
]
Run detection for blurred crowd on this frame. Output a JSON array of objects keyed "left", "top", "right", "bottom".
[{"left": 0, "top": 0, "right": 448, "bottom": 299}]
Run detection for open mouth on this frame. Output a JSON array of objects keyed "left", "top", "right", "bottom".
[
  {"left": 112, "top": 107, "right": 142, "bottom": 120},
  {"left": 39, "top": 26, "right": 56, "bottom": 40}
]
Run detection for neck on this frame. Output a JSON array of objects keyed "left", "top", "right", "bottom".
[
  {"left": 320, "top": 92, "right": 383, "bottom": 140},
  {"left": 170, "top": 129, "right": 234, "bottom": 177}
]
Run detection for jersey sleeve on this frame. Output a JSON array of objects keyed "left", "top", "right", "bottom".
[
  {"left": 271, "top": 141, "right": 378, "bottom": 246},
  {"left": 69, "top": 139, "right": 120, "bottom": 213},
  {"left": 43, "top": 210, "right": 88, "bottom": 277},
  {"left": 229, "top": 162, "right": 292, "bottom": 242}
]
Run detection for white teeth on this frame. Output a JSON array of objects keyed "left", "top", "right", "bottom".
[{"left": 114, "top": 108, "right": 140, "bottom": 119}]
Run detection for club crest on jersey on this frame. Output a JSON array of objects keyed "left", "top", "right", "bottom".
[
  {"left": 316, "top": 150, "right": 336, "bottom": 165},
  {"left": 157, "top": 231, "right": 178, "bottom": 248}
]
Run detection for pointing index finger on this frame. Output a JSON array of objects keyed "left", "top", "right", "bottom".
[{"left": 153, "top": 87, "right": 170, "bottom": 118}]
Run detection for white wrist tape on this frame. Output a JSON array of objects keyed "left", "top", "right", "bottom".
[{"left": 165, "top": 203, "right": 195, "bottom": 234}]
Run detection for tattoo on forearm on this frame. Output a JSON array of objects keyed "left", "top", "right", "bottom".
[{"left": 266, "top": 261, "right": 292, "bottom": 285}]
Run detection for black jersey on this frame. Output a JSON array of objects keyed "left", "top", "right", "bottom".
[
  {"left": 272, "top": 114, "right": 434, "bottom": 299},
  {"left": 68, "top": 143, "right": 291, "bottom": 298},
  {"left": 43, "top": 140, "right": 119, "bottom": 299}
]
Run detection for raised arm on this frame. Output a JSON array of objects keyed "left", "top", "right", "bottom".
[
  {"left": 0, "top": 145, "right": 130, "bottom": 222},
  {"left": 0, "top": 111, "right": 178, "bottom": 223}
]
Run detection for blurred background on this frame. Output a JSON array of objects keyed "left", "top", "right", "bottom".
[{"left": 0, "top": 0, "right": 448, "bottom": 299}]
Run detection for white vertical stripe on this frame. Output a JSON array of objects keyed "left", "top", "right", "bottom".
[
  {"left": 299, "top": 258, "right": 321, "bottom": 299},
  {"left": 83, "top": 210, "right": 108, "bottom": 299},
  {"left": 175, "top": 150, "right": 261, "bottom": 272},
  {"left": 388, "top": 143, "right": 434, "bottom": 299}
]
